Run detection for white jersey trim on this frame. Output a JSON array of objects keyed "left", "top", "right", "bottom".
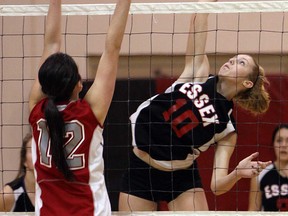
[
  {"left": 258, "top": 163, "right": 274, "bottom": 183},
  {"left": 88, "top": 126, "right": 111, "bottom": 216},
  {"left": 31, "top": 137, "right": 42, "bottom": 216},
  {"left": 130, "top": 94, "right": 158, "bottom": 148}
]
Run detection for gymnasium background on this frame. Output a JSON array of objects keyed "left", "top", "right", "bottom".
[{"left": 1, "top": 0, "right": 288, "bottom": 212}]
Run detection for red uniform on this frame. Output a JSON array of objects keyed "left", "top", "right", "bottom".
[{"left": 29, "top": 98, "right": 111, "bottom": 216}]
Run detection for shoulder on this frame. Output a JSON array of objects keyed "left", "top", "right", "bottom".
[
  {"left": 202, "top": 75, "right": 217, "bottom": 87},
  {"left": 0, "top": 185, "right": 15, "bottom": 211},
  {"left": 29, "top": 98, "right": 47, "bottom": 123},
  {"left": 169, "top": 75, "right": 214, "bottom": 93},
  {"left": 64, "top": 99, "right": 101, "bottom": 127},
  {"left": 67, "top": 99, "right": 95, "bottom": 116},
  {"left": 258, "top": 163, "right": 276, "bottom": 182},
  {"left": 2, "top": 184, "right": 14, "bottom": 194},
  {"left": 31, "top": 98, "right": 47, "bottom": 111},
  {"left": 6, "top": 177, "right": 24, "bottom": 190}
]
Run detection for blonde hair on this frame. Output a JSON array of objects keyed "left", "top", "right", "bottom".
[{"left": 234, "top": 60, "right": 270, "bottom": 115}]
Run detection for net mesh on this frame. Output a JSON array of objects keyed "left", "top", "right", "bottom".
[{"left": 0, "top": 1, "right": 287, "bottom": 214}]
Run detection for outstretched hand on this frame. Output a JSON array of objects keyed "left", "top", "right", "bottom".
[{"left": 235, "top": 152, "right": 272, "bottom": 178}]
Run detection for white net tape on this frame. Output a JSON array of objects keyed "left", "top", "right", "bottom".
[
  {"left": 1, "top": 1, "right": 288, "bottom": 16},
  {"left": 0, "top": 211, "right": 281, "bottom": 215},
  {"left": 0, "top": 211, "right": 282, "bottom": 215},
  {"left": 0, "top": 1, "right": 287, "bottom": 215}
]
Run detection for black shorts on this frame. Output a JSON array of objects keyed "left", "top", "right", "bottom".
[{"left": 120, "top": 152, "right": 203, "bottom": 203}]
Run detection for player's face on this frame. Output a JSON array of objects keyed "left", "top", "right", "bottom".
[
  {"left": 218, "top": 54, "right": 255, "bottom": 87},
  {"left": 25, "top": 139, "right": 34, "bottom": 171},
  {"left": 274, "top": 128, "right": 288, "bottom": 162}
]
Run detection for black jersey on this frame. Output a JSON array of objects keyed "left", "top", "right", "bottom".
[
  {"left": 130, "top": 76, "right": 236, "bottom": 169},
  {"left": 6, "top": 176, "right": 34, "bottom": 212},
  {"left": 259, "top": 163, "right": 288, "bottom": 211}
]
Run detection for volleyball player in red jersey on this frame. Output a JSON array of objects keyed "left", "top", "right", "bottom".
[{"left": 28, "top": 0, "right": 131, "bottom": 215}]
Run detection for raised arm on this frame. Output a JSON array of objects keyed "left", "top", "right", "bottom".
[
  {"left": 84, "top": 0, "right": 131, "bottom": 125},
  {"left": 29, "top": 0, "right": 62, "bottom": 112},
  {"left": 177, "top": 0, "right": 216, "bottom": 83}
]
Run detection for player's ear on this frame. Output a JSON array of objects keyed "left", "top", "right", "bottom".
[
  {"left": 242, "top": 80, "right": 253, "bottom": 89},
  {"left": 77, "top": 81, "right": 83, "bottom": 92}
]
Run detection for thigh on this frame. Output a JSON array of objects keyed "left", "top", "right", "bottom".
[
  {"left": 167, "top": 188, "right": 209, "bottom": 211},
  {"left": 118, "top": 192, "right": 157, "bottom": 211},
  {"left": 120, "top": 153, "right": 157, "bottom": 201}
]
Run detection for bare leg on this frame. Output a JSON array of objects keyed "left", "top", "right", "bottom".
[
  {"left": 167, "top": 188, "right": 209, "bottom": 211},
  {"left": 118, "top": 192, "right": 158, "bottom": 211}
]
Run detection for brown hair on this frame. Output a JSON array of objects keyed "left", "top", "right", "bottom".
[
  {"left": 16, "top": 133, "right": 32, "bottom": 179},
  {"left": 234, "top": 58, "right": 270, "bottom": 115},
  {"left": 272, "top": 124, "right": 288, "bottom": 144}
]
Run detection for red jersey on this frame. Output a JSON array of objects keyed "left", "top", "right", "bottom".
[{"left": 29, "top": 98, "right": 111, "bottom": 216}]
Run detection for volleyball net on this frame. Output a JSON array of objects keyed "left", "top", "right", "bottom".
[{"left": 0, "top": 1, "right": 288, "bottom": 214}]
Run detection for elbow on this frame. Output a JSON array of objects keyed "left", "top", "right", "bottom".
[
  {"left": 210, "top": 184, "right": 226, "bottom": 196},
  {"left": 44, "top": 42, "right": 61, "bottom": 54},
  {"left": 211, "top": 189, "right": 226, "bottom": 196},
  {"left": 105, "top": 34, "right": 123, "bottom": 54},
  {"left": 105, "top": 41, "right": 121, "bottom": 55}
]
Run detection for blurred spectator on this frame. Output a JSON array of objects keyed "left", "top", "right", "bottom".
[
  {"left": 249, "top": 124, "right": 288, "bottom": 211},
  {"left": 0, "top": 133, "right": 35, "bottom": 212}
]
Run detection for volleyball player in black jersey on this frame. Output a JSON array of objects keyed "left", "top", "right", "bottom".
[
  {"left": 249, "top": 124, "right": 288, "bottom": 211},
  {"left": 119, "top": 0, "right": 272, "bottom": 211}
]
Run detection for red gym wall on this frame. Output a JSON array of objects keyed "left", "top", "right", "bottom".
[{"left": 155, "top": 74, "right": 288, "bottom": 211}]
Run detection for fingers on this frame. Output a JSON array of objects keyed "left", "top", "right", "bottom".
[
  {"left": 258, "top": 160, "right": 272, "bottom": 168},
  {"left": 251, "top": 162, "right": 261, "bottom": 170},
  {"left": 251, "top": 168, "right": 261, "bottom": 176},
  {"left": 257, "top": 160, "right": 272, "bottom": 172},
  {"left": 250, "top": 163, "right": 261, "bottom": 177},
  {"left": 248, "top": 152, "right": 259, "bottom": 160},
  {"left": 251, "top": 160, "right": 272, "bottom": 176}
]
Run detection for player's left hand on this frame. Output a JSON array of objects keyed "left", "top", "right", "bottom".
[{"left": 235, "top": 152, "right": 272, "bottom": 178}]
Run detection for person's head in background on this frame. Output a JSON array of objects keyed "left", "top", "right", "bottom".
[
  {"left": 271, "top": 124, "right": 288, "bottom": 163},
  {"left": 16, "top": 133, "right": 33, "bottom": 179}
]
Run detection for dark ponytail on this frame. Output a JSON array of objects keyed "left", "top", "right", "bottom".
[
  {"left": 39, "top": 52, "right": 81, "bottom": 181},
  {"left": 45, "top": 98, "right": 74, "bottom": 180}
]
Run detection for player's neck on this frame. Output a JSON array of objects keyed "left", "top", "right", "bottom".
[
  {"left": 216, "top": 81, "right": 234, "bottom": 100},
  {"left": 274, "top": 160, "right": 288, "bottom": 178}
]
